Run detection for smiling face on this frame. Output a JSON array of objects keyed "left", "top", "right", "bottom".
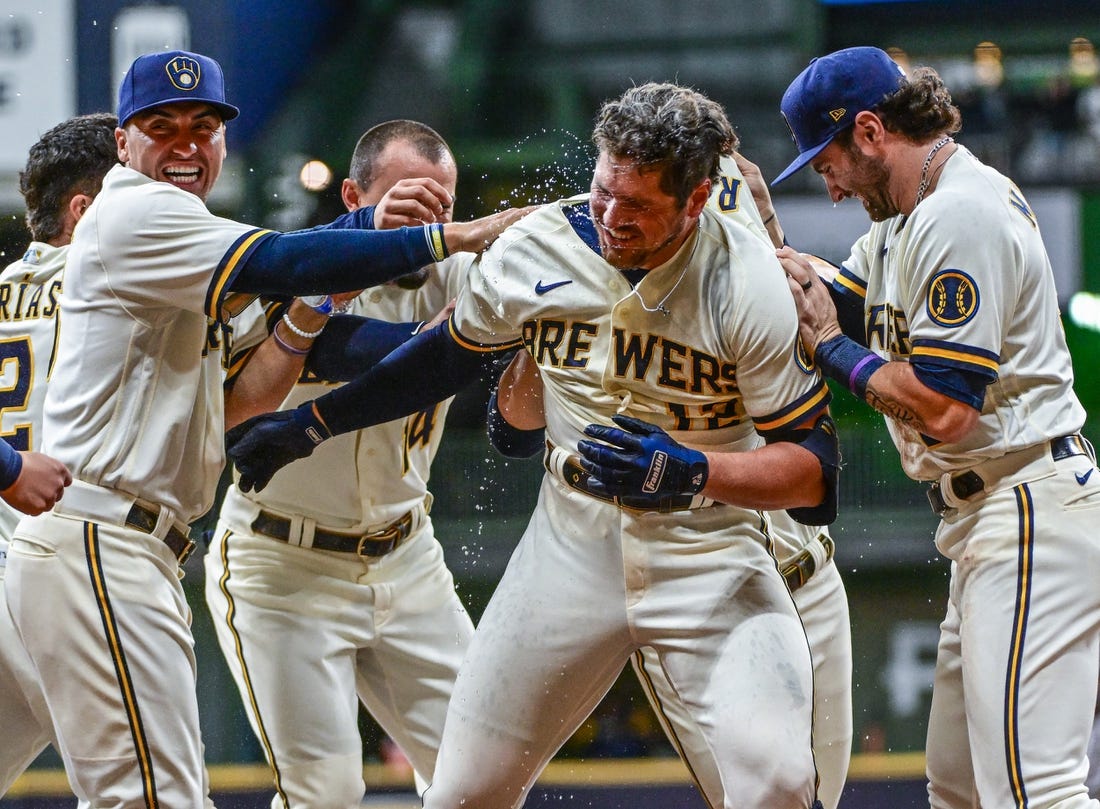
[
  {"left": 116, "top": 101, "right": 227, "bottom": 201},
  {"left": 588, "top": 152, "right": 708, "bottom": 271},
  {"left": 810, "top": 138, "right": 896, "bottom": 222}
]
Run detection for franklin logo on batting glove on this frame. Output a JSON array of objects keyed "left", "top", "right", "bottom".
[{"left": 578, "top": 414, "right": 708, "bottom": 499}]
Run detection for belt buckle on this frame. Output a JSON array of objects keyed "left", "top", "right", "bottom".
[
  {"left": 781, "top": 547, "right": 815, "bottom": 592},
  {"left": 355, "top": 516, "right": 407, "bottom": 557},
  {"left": 926, "top": 482, "right": 949, "bottom": 517},
  {"left": 175, "top": 534, "right": 196, "bottom": 565}
]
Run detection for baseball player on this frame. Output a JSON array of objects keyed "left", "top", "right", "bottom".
[
  {"left": 204, "top": 120, "right": 476, "bottom": 809},
  {"left": 485, "top": 153, "right": 853, "bottom": 809},
  {"left": 768, "top": 46, "right": 1100, "bottom": 809},
  {"left": 228, "top": 82, "right": 838, "bottom": 809},
  {"left": 0, "top": 113, "right": 117, "bottom": 800},
  {"left": 2, "top": 49, "right": 525, "bottom": 808}
]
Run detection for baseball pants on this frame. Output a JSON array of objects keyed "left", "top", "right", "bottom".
[
  {"left": 634, "top": 557, "right": 852, "bottom": 809},
  {"left": 926, "top": 449, "right": 1100, "bottom": 809},
  {"left": 204, "top": 513, "right": 474, "bottom": 809},
  {"left": 6, "top": 510, "right": 212, "bottom": 808},
  {"left": 422, "top": 477, "right": 818, "bottom": 809},
  {"left": 0, "top": 550, "right": 54, "bottom": 796}
]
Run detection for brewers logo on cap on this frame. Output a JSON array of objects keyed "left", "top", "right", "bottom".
[{"left": 166, "top": 56, "right": 201, "bottom": 92}]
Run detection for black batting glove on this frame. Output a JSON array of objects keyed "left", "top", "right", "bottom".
[
  {"left": 577, "top": 414, "right": 708, "bottom": 499},
  {"left": 226, "top": 402, "right": 332, "bottom": 492}
]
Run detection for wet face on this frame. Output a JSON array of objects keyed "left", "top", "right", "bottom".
[
  {"left": 116, "top": 102, "right": 227, "bottom": 201},
  {"left": 811, "top": 139, "right": 895, "bottom": 222},
  {"left": 588, "top": 152, "right": 704, "bottom": 270},
  {"left": 350, "top": 139, "right": 459, "bottom": 288},
  {"left": 353, "top": 140, "right": 458, "bottom": 221}
]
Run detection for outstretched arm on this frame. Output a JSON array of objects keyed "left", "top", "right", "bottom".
[
  {"left": 229, "top": 207, "right": 530, "bottom": 299},
  {"left": 226, "top": 321, "right": 506, "bottom": 491}
]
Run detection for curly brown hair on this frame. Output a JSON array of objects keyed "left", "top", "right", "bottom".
[
  {"left": 869, "top": 66, "right": 962, "bottom": 142},
  {"left": 20, "top": 112, "right": 119, "bottom": 243},
  {"left": 592, "top": 82, "right": 739, "bottom": 206}
]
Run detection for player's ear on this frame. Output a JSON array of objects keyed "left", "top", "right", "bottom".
[
  {"left": 115, "top": 126, "right": 130, "bottom": 164},
  {"left": 686, "top": 178, "right": 711, "bottom": 218},
  {"left": 69, "top": 193, "right": 93, "bottom": 224},
  {"left": 851, "top": 111, "right": 885, "bottom": 151},
  {"left": 341, "top": 178, "right": 363, "bottom": 212}
]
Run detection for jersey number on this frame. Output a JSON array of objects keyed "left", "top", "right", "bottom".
[
  {"left": 0, "top": 337, "right": 33, "bottom": 451},
  {"left": 402, "top": 405, "right": 441, "bottom": 475}
]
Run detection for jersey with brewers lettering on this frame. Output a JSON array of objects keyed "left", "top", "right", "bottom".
[
  {"left": 833, "top": 145, "right": 1085, "bottom": 480},
  {"left": 453, "top": 202, "right": 829, "bottom": 455},
  {"left": 42, "top": 164, "right": 270, "bottom": 522},
  {"left": 224, "top": 254, "right": 471, "bottom": 527},
  {"left": 0, "top": 243, "right": 65, "bottom": 539}
]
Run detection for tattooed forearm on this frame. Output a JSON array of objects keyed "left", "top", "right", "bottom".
[{"left": 865, "top": 387, "right": 924, "bottom": 430}]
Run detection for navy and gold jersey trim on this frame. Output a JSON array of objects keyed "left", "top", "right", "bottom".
[
  {"left": 753, "top": 381, "right": 832, "bottom": 438},
  {"left": 910, "top": 338, "right": 999, "bottom": 377},
  {"left": 563, "top": 200, "right": 601, "bottom": 257},
  {"left": 84, "top": 523, "right": 160, "bottom": 808},
  {"left": 833, "top": 265, "right": 867, "bottom": 302},
  {"left": 215, "top": 530, "right": 291, "bottom": 807},
  {"left": 207, "top": 229, "right": 277, "bottom": 323},
  {"left": 449, "top": 318, "right": 523, "bottom": 353},
  {"left": 1005, "top": 484, "right": 1035, "bottom": 808}
]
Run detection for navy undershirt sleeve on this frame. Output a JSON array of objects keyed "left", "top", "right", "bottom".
[
  {"left": 911, "top": 361, "right": 990, "bottom": 411},
  {"left": 829, "top": 283, "right": 868, "bottom": 347},
  {"left": 486, "top": 391, "right": 546, "bottom": 459},
  {"left": 0, "top": 439, "right": 22, "bottom": 490},
  {"left": 306, "top": 314, "right": 424, "bottom": 382},
  {"left": 314, "top": 321, "right": 501, "bottom": 435},
  {"left": 229, "top": 224, "right": 443, "bottom": 296}
]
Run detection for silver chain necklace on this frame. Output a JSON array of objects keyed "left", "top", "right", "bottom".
[
  {"left": 914, "top": 136, "right": 954, "bottom": 207},
  {"left": 628, "top": 233, "right": 698, "bottom": 316}
]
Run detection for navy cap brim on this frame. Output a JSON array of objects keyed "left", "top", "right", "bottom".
[
  {"left": 122, "top": 99, "right": 240, "bottom": 126},
  {"left": 771, "top": 137, "right": 833, "bottom": 186}
]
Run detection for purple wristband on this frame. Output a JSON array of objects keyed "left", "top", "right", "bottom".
[
  {"left": 849, "top": 354, "right": 884, "bottom": 398},
  {"left": 815, "top": 334, "right": 886, "bottom": 399}
]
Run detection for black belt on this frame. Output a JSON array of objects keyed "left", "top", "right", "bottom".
[
  {"left": 251, "top": 509, "right": 414, "bottom": 557},
  {"left": 927, "top": 434, "right": 1094, "bottom": 516},
  {"left": 780, "top": 533, "right": 835, "bottom": 594},
  {"left": 552, "top": 452, "right": 697, "bottom": 513},
  {"left": 124, "top": 503, "right": 195, "bottom": 564}
]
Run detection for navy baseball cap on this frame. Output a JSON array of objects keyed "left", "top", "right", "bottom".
[
  {"left": 117, "top": 50, "right": 240, "bottom": 126},
  {"left": 771, "top": 46, "right": 906, "bottom": 185}
]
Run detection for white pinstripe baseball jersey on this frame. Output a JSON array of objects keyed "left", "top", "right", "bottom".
[
  {"left": 833, "top": 145, "right": 1085, "bottom": 481},
  {"left": 41, "top": 164, "right": 270, "bottom": 522},
  {"left": 452, "top": 201, "right": 829, "bottom": 456},
  {"left": 0, "top": 242, "right": 65, "bottom": 540}
]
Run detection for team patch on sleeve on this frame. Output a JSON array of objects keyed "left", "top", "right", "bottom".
[
  {"left": 925, "top": 268, "right": 979, "bottom": 327},
  {"left": 205, "top": 229, "right": 276, "bottom": 322}
]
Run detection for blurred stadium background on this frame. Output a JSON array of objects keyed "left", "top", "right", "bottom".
[{"left": 3, "top": 0, "right": 1100, "bottom": 806}]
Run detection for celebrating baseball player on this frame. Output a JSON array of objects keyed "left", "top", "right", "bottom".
[
  {"left": 485, "top": 152, "right": 854, "bottom": 809},
  {"left": 205, "top": 120, "right": 477, "bottom": 808},
  {"left": 229, "top": 82, "right": 837, "bottom": 809},
  {"left": 2, "top": 49, "right": 525, "bottom": 808},
  {"left": 766, "top": 46, "right": 1100, "bottom": 809},
  {"left": 0, "top": 113, "right": 118, "bottom": 801}
]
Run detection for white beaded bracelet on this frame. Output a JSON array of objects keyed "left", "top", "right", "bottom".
[{"left": 282, "top": 309, "right": 326, "bottom": 340}]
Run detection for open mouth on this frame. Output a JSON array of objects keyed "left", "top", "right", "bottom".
[{"left": 163, "top": 166, "right": 201, "bottom": 186}]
